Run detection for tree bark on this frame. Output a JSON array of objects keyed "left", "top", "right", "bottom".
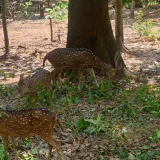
[
  {"left": 40, "top": 2, "right": 44, "bottom": 18},
  {"left": 48, "top": 0, "right": 53, "bottom": 42},
  {"left": 115, "top": 0, "right": 124, "bottom": 49},
  {"left": 130, "top": 0, "right": 135, "bottom": 18},
  {"left": 50, "top": 18, "right": 53, "bottom": 41},
  {"left": 2, "top": 0, "right": 10, "bottom": 56},
  {"left": 67, "top": 0, "right": 118, "bottom": 67},
  {"left": 67, "top": 0, "right": 143, "bottom": 81}
]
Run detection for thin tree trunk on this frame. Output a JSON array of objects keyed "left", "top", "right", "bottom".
[
  {"left": 50, "top": 18, "right": 53, "bottom": 41},
  {"left": 115, "top": 0, "right": 130, "bottom": 53},
  {"left": 48, "top": 0, "right": 53, "bottom": 42},
  {"left": 115, "top": 0, "right": 124, "bottom": 48},
  {"left": 40, "top": 2, "right": 44, "bottom": 18},
  {"left": 130, "top": 0, "right": 135, "bottom": 18},
  {"left": 2, "top": 0, "right": 10, "bottom": 56}
]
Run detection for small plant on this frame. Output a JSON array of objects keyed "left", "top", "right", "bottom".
[
  {"left": 75, "top": 113, "right": 111, "bottom": 135},
  {"left": 22, "top": 138, "right": 31, "bottom": 148},
  {"left": 149, "top": 129, "right": 160, "bottom": 143},
  {"left": 0, "top": 85, "right": 14, "bottom": 97},
  {"left": 20, "top": 0, "right": 33, "bottom": 18},
  {"left": 147, "top": 0, "right": 158, "bottom": 6},
  {"left": 45, "top": 1, "right": 68, "bottom": 22},
  {"left": 0, "top": 143, "right": 5, "bottom": 160},
  {"left": 133, "top": 10, "right": 159, "bottom": 41}
]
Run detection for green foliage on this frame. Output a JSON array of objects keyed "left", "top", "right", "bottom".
[
  {"left": 147, "top": 0, "right": 158, "bottom": 6},
  {"left": 22, "top": 138, "right": 30, "bottom": 148},
  {"left": 19, "top": 138, "right": 41, "bottom": 159},
  {"left": 20, "top": 0, "right": 33, "bottom": 18},
  {"left": 0, "top": 70, "right": 15, "bottom": 79},
  {"left": 75, "top": 113, "right": 110, "bottom": 135},
  {"left": 0, "top": 143, "right": 5, "bottom": 160},
  {"left": 1, "top": 77, "right": 159, "bottom": 159},
  {"left": 149, "top": 129, "right": 160, "bottom": 143},
  {"left": 18, "top": 153, "right": 35, "bottom": 160},
  {"left": 115, "top": 147, "right": 160, "bottom": 160},
  {"left": 45, "top": 1, "right": 68, "bottom": 22},
  {"left": 0, "top": 85, "right": 14, "bottom": 97},
  {"left": 123, "top": 0, "right": 131, "bottom": 8},
  {"left": 133, "top": 10, "right": 159, "bottom": 41}
]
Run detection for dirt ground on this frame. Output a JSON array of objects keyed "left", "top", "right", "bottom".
[
  {"left": 0, "top": 11, "right": 160, "bottom": 86},
  {"left": 0, "top": 8, "right": 160, "bottom": 160}
]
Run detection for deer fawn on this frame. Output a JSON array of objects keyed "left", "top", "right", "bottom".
[
  {"left": 43, "top": 48, "right": 117, "bottom": 90},
  {"left": 0, "top": 108, "right": 63, "bottom": 160},
  {"left": 18, "top": 68, "right": 53, "bottom": 103}
]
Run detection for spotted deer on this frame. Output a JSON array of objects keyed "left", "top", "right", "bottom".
[
  {"left": 0, "top": 108, "right": 63, "bottom": 160},
  {"left": 18, "top": 68, "right": 53, "bottom": 103},
  {"left": 43, "top": 48, "right": 117, "bottom": 90}
]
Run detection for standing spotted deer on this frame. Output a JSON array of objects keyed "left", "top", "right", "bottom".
[
  {"left": 43, "top": 48, "right": 118, "bottom": 90},
  {"left": 0, "top": 108, "right": 63, "bottom": 160}
]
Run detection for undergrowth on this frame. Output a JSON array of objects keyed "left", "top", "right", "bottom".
[{"left": 0, "top": 78, "right": 159, "bottom": 159}]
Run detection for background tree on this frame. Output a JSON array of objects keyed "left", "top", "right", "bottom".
[
  {"left": 115, "top": 0, "right": 130, "bottom": 53},
  {"left": 67, "top": 0, "right": 140, "bottom": 81},
  {"left": 115, "top": 0, "right": 124, "bottom": 49},
  {"left": 1, "top": 0, "right": 10, "bottom": 57},
  {"left": 40, "top": 1, "right": 45, "bottom": 18},
  {"left": 130, "top": 0, "right": 135, "bottom": 18}
]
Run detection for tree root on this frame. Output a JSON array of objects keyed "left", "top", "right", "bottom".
[
  {"left": 114, "top": 51, "right": 147, "bottom": 83},
  {"left": 122, "top": 67, "right": 148, "bottom": 83},
  {"left": 120, "top": 39, "right": 131, "bottom": 54}
]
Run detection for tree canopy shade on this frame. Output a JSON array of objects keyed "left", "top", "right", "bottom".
[{"left": 67, "top": 0, "right": 144, "bottom": 81}]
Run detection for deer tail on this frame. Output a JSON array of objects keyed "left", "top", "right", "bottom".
[{"left": 43, "top": 55, "right": 48, "bottom": 68}]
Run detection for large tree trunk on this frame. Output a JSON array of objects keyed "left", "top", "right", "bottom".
[
  {"left": 67, "top": 0, "right": 118, "bottom": 67},
  {"left": 67, "top": 0, "right": 143, "bottom": 81},
  {"left": 2, "top": 0, "right": 10, "bottom": 56}
]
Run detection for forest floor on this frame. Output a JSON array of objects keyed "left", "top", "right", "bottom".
[{"left": 0, "top": 8, "right": 160, "bottom": 160}]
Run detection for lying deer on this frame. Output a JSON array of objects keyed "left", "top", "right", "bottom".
[
  {"left": 18, "top": 68, "right": 53, "bottom": 103},
  {"left": 43, "top": 48, "right": 117, "bottom": 90},
  {"left": 0, "top": 108, "right": 63, "bottom": 160}
]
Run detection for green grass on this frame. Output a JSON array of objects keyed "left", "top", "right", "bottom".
[{"left": 0, "top": 79, "right": 159, "bottom": 159}]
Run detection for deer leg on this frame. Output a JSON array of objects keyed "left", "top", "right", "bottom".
[
  {"left": 56, "top": 68, "right": 63, "bottom": 85},
  {"left": 51, "top": 70, "right": 57, "bottom": 84},
  {"left": 48, "top": 143, "right": 52, "bottom": 159},
  {"left": 43, "top": 136, "right": 62, "bottom": 160},
  {"left": 47, "top": 86, "right": 52, "bottom": 104},
  {"left": 78, "top": 68, "right": 85, "bottom": 90},
  {"left": 87, "top": 68, "right": 99, "bottom": 88},
  {"left": 11, "top": 136, "right": 18, "bottom": 160},
  {"left": 2, "top": 134, "right": 9, "bottom": 159}
]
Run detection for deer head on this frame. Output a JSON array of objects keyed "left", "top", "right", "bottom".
[{"left": 17, "top": 74, "right": 30, "bottom": 95}]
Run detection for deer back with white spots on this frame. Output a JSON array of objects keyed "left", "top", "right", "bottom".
[{"left": 0, "top": 108, "right": 63, "bottom": 160}]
